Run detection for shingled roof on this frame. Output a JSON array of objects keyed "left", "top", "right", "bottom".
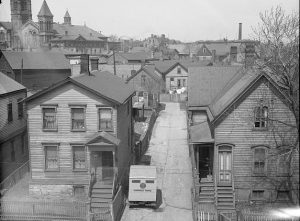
[
  {"left": 188, "top": 66, "right": 242, "bottom": 107},
  {"left": 0, "top": 72, "right": 25, "bottom": 96},
  {"left": 26, "top": 71, "right": 135, "bottom": 105},
  {"left": 38, "top": 0, "right": 53, "bottom": 17},
  {"left": 2, "top": 51, "right": 71, "bottom": 70}
]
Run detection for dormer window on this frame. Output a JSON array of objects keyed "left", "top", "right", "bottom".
[{"left": 254, "top": 106, "right": 268, "bottom": 128}]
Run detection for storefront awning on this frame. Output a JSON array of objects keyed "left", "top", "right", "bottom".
[{"left": 189, "top": 121, "right": 214, "bottom": 144}]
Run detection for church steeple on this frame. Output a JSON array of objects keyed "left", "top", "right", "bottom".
[
  {"left": 63, "top": 10, "right": 71, "bottom": 25},
  {"left": 37, "top": 0, "right": 53, "bottom": 45}
]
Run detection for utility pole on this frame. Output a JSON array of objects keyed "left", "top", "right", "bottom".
[{"left": 113, "top": 47, "right": 116, "bottom": 76}]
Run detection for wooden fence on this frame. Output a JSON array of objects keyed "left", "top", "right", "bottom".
[
  {"left": 160, "top": 93, "right": 187, "bottom": 103},
  {"left": 0, "top": 199, "right": 88, "bottom": 220},
  {"left": 0, "top": 161, "right": 29, "bottom": 193},
  {"left": 238, "top": 211, "right": 298, "bottom": 221}
]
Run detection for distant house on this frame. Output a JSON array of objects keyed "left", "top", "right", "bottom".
[
  {"left": 25, "top": 71, "right": 135, "bottom": 211},
  {"left": 107, "top": 51, "right": 160, "bottom": 65},
  {"left": 196, "top": 44, "right": 212, "bottom": 61},
  {"left": 126, "top": 64, "right": 163, "bottom": 108},
  {"left": 1, "top": 51, "right": 71, "bottom": 92},
  {"left": 0, "top": 72, "right": 28, "bottom": 182},
  {"left": 187, "top": 66, "right": 299, "bottom": 216}
]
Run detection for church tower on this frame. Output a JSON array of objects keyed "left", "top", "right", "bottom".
[
  {"left": 63, "top": 10, "right": 72, "bottom": 25},
  {"left": 38, "top": 0, "right": 53, "bottom": 46},
  {"left": 10, "top": 0, "right": 32, "bottom": 49}
]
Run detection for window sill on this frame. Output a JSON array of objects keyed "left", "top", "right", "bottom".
[
  {"left": 71, "top": 129, "right": 86, "bottom": 132},
  {"left": 73, "top": 169, "right": 88, "bottom": 172},
  {"left": 45, "top": 169, "right": 59, "bottom": 172},
  {"left": 43, "top": 129, "right": 58, "bottom": 132},
  {"left": 252, "top": 127, "right": 268, "bottom": 131}
]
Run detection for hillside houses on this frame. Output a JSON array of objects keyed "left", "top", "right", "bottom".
[{"left": 187, "top": 65, "right": 299, "bottom": 217}]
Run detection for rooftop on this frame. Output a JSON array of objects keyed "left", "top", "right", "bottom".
[{"left": 0, "top": 72, "right": 25, "bottom": 95}]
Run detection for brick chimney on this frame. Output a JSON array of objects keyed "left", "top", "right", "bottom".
[
  {"left": 70, "top": 54, "right": 90, "bottom": 76},
  {"left": 238, "top": 23, "right": 242, "bottom": 40},
  {"left": 244, "top": 43, "right": 255, "bottom": 68}
]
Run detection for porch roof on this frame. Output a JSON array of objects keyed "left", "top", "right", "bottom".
[
  {"left": 86, "top": 131, "right": 120, "bottom": 146},
  {"left": 189, "top": 121, "right": 214, "bottom": 144}
]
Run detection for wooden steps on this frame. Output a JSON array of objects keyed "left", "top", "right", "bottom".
[
  {"left": 90, "top": 182, "right": 113, "bottom": 212},
  {"left": 199, "top": 178, "right": 215, "bottom": 204},
  {"left": 216, "top": 186, "right": 234, "bottom": 209}
]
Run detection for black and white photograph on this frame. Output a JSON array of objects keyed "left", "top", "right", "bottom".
[{"left": 0, "top": 0, "right": 299, "bottom": 220}]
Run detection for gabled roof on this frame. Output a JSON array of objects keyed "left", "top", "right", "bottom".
[
  {"left": 188, "top": 66, "right": 242, "bottom": 107},
  {"left": 38, "top": 0, "right": 53, "bottom": 17},
  {"left": 126, "top": 64, "right": 162, "bottom": 82},
  {"left": 197, "top": 44, "right": 212, "bottom": 56},
  {"left": 0, "top": 72, "right": 26, "bottom": 96},
  {"left": 0, "top": 21, "right": 12, "bottom": 30},
  {"left": 2, "top": 51, "right": 71, "bottom": 70},
  {"left": 86, "top": 131, "right": 120, "bottom": 146},
  {"left": 26, "top": 71, "right": 135, "bottom": 105},
  {"left": 64, "top": 10, "right": 71, "bottom": 18}
]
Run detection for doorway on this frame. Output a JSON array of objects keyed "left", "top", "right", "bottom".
[
  {"left": 197, "top": 145, "right": 214, "bottom": 179},
  {"left": 90, "top": 151, "right": 114, "bottom": 183},
  {"left": 218, "top": 146, "right": 232, "bottom": 185}
]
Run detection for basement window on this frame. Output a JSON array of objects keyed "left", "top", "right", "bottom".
[{"left": 252, "top": 190, "right": 264, "bottom": 200}]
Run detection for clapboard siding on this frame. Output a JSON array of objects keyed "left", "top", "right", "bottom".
[
  {"left": 215, "top": 81, "right": 299, "bottom": 202},
  {"left": 27, "top": 83, "right": 122, "bottom": 183}
]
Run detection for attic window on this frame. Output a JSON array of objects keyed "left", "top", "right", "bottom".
[
  {"left": 65, "top": 31, "right": 68, "bottom": 35},
  {"left": 203, "top": 48, "right": 206, "bottom": 53},
  {"left": 254, "top": 106, "right": 268, "bottom": 128},
  {"left": 177, "top": 67, "right": 181, "bottom": 74},
  {"left": 90, "top": 33, "right": 92, "bottom": 36}
]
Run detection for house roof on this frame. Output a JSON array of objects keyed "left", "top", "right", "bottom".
[
  {"left": 0, "top": 21, "right": 12, "bottom": 30},
  {"left": 38, "top": 0, "right": 53, "bottom": 17},
  {"left": 196, "top": 45, "right": 212, "bottom": 56},
  {"left": 0, "top": 72, "right": 26, "bottom": 95},
  {"left": 189, "top": 121, "right": 214, "bottom": 144},
  {"left": 26, "top": 71, "right": 135, "bottom": 105},
  {"left": 188, "top": 66, "right": 242, "bottom": 107},
  {"left": 64, "top": 10, "right": 71, "bottom": 18},
  {"left": 86, "top": 131, "right": 120, "bottom": 146},
  {"left": 119, "top": 52, "right": 152, "bottom": 61},
  {"left": 2, "top": 51, "right": 71, "bottom": 70},
  {"left": 126, "top": 64, "right": 161, "bottom": 82},
  {"left": 52, "top": 23, "right": 106, "bottom": 40}
]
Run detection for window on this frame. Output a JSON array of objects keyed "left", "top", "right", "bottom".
[
  {"left": 277, "top": 149, "right": 290, "bottom": 176},
  {"left": 141, "top": 75, "right": 146, "bottom": 87},
  {"left": 183, "top": 79, "right": 186, "bottom": 87},
  {"left": 254, "top": 106, "right": 268, "bottom": 128},
  {"left": 18, "top": 98, "right": 23, "bottom": 119},
  {"left": 7, "top": 102, "right": 13, "bottom": 122},
  {"left": 253, "top": 147, "right": 267, "bottom": 175},
  {"left": 252, "top": 190, "right": 264, "bottom": 199},
  {"left": 72, "top": 146, "right": 86, "bottom": 170},
  {"left": 177, "top": 67, "right": 181, "bottom": 74},
  {"left": 170, "top": 77, "right": 174, "bottom": 81},
  {"left": 73, "top": 185, "right": 85, "bottom": 198},
  {"left": 42, "top": 107, "right": 57, "bottom": 130},
  {"left": 21, "top": 134, "right": 25, "bottom": 155},
  {"left": 11, "top": 140, "right": 15, "bottom": 162},
  {"left": 71, "top": 108, "right": 85, "bottom": 131},
  {"left": 21, "top": 1, "right": 27, "bottom": 10},
  {"left": 99, "top": 108, "right": 112, "bottom": 130},
  {"left": 44, "top": 145, "right": 59, "bottom": 171},
  {"left": 277, "top": 190, "right": 289, "bottom": 201}
]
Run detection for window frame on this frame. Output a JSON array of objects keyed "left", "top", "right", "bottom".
[
  {"left": 17, "top": 98, "right": 24, "bottom": 119},
  {"left": 276, "top": 190, "right": 290, "bottom": 201},
  {"left": 252, "top": 146, "right": 269, "bottom": 176},
  {"left": 251, "top": 190, "right": 265, "bottom": 201},
  {"left": 43, "top": 143, "right": 60, "bottom": 172},
  {"left": 72, "top": 145, "right": 87, "bottom": 171},
  {"left": 98, "top": 107, "right": 113, "bottom": 131},
  {"left": 253, "top": 105, "right": 268, "bottom": 130},
  {"left": 42, "top": 105, "right": 58, "bottom": 131},
  {"left": 177, "top": 66, "right": 181, "bottom": 74},
  {"left": 70, "top": 106, "right": 86, "bottom": 132},
  {"left": 7, "top": 102, "right": 13, "bottom": 123}
]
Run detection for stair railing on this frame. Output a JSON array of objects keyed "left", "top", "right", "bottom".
[
  {"left": 88, "top": 170, "right": 96, "bottom": 198},
  {"left": 112, "top": 167, "right": 119, "bottom": 197}
]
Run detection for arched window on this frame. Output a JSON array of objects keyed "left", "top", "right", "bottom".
[
  {"left": 254, "top": 106, "right": 268, "bottom": 128},
  {"left": 252, "top": 146, "right": 268, "bottom": 175}
]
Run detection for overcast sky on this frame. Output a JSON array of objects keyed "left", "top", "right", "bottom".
[{"left": 0, "top": 0, "right": 298, "bottom": 42}]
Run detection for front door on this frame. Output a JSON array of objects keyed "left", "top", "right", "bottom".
[
  {"left": 218, "top": 147, "right": 232, "bottom": 185},
  {"left": 91, "top": 151, "right": 114, "bottom": 182}
]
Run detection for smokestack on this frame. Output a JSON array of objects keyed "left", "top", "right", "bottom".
[{"left": 238, "top": 23, "right": 242, "bottom": 40}]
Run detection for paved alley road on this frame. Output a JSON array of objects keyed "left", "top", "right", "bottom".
[{"left": 121, "top": 103, "right": 193, "bottom": 221}]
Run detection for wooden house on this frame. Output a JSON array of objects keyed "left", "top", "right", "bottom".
[
  {"left": 1, "top": 51, "right": 71, "bottom": 92},
  {"left": 0, "top": 72, "right": 28, "bottom": 182},
  {"left": 25, "top": 71, "right": 134, "bottom": 211},
  {"left": 126, "top": 64, "right": 163, "bottom": 108},
  {"left": 188, "top": 66, "right": 299, "bottom": 217}
]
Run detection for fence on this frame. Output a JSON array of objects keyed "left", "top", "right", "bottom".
[
  {"left": 0, "top": 199, "right": 88, "bottom": 220},
  {"left": 0, "top": 160, "right": 29, "bottom": 193},
  {"left": 160, "top": 93, "right": 187, "bottom": 102},
  {"left": 238, "top": 211, "right": 298, "bottom": 221}
]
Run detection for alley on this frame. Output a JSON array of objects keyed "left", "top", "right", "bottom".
[{"left": 121, "top": 102, "right": 193, "bottom": 221}]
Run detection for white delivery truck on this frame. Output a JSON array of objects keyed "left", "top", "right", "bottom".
[{"left": 128, "top": 165, "right": 158, "bottom": 208}]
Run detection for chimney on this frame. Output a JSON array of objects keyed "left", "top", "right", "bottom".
[
  {"left": 245, "top": 43, "right": 255, "bottom": 68},
  {"left": 238, "top": 23, "right": 242, "bottom": 40},
  {"left": 80, "top": 54, "right": 90, "bottom": 74},
  {"left": 90, "top": 57, "right": 99, "bottom": 71},
  {"left": 212, "top": 49, "right": 216, "bottom": 62}
]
